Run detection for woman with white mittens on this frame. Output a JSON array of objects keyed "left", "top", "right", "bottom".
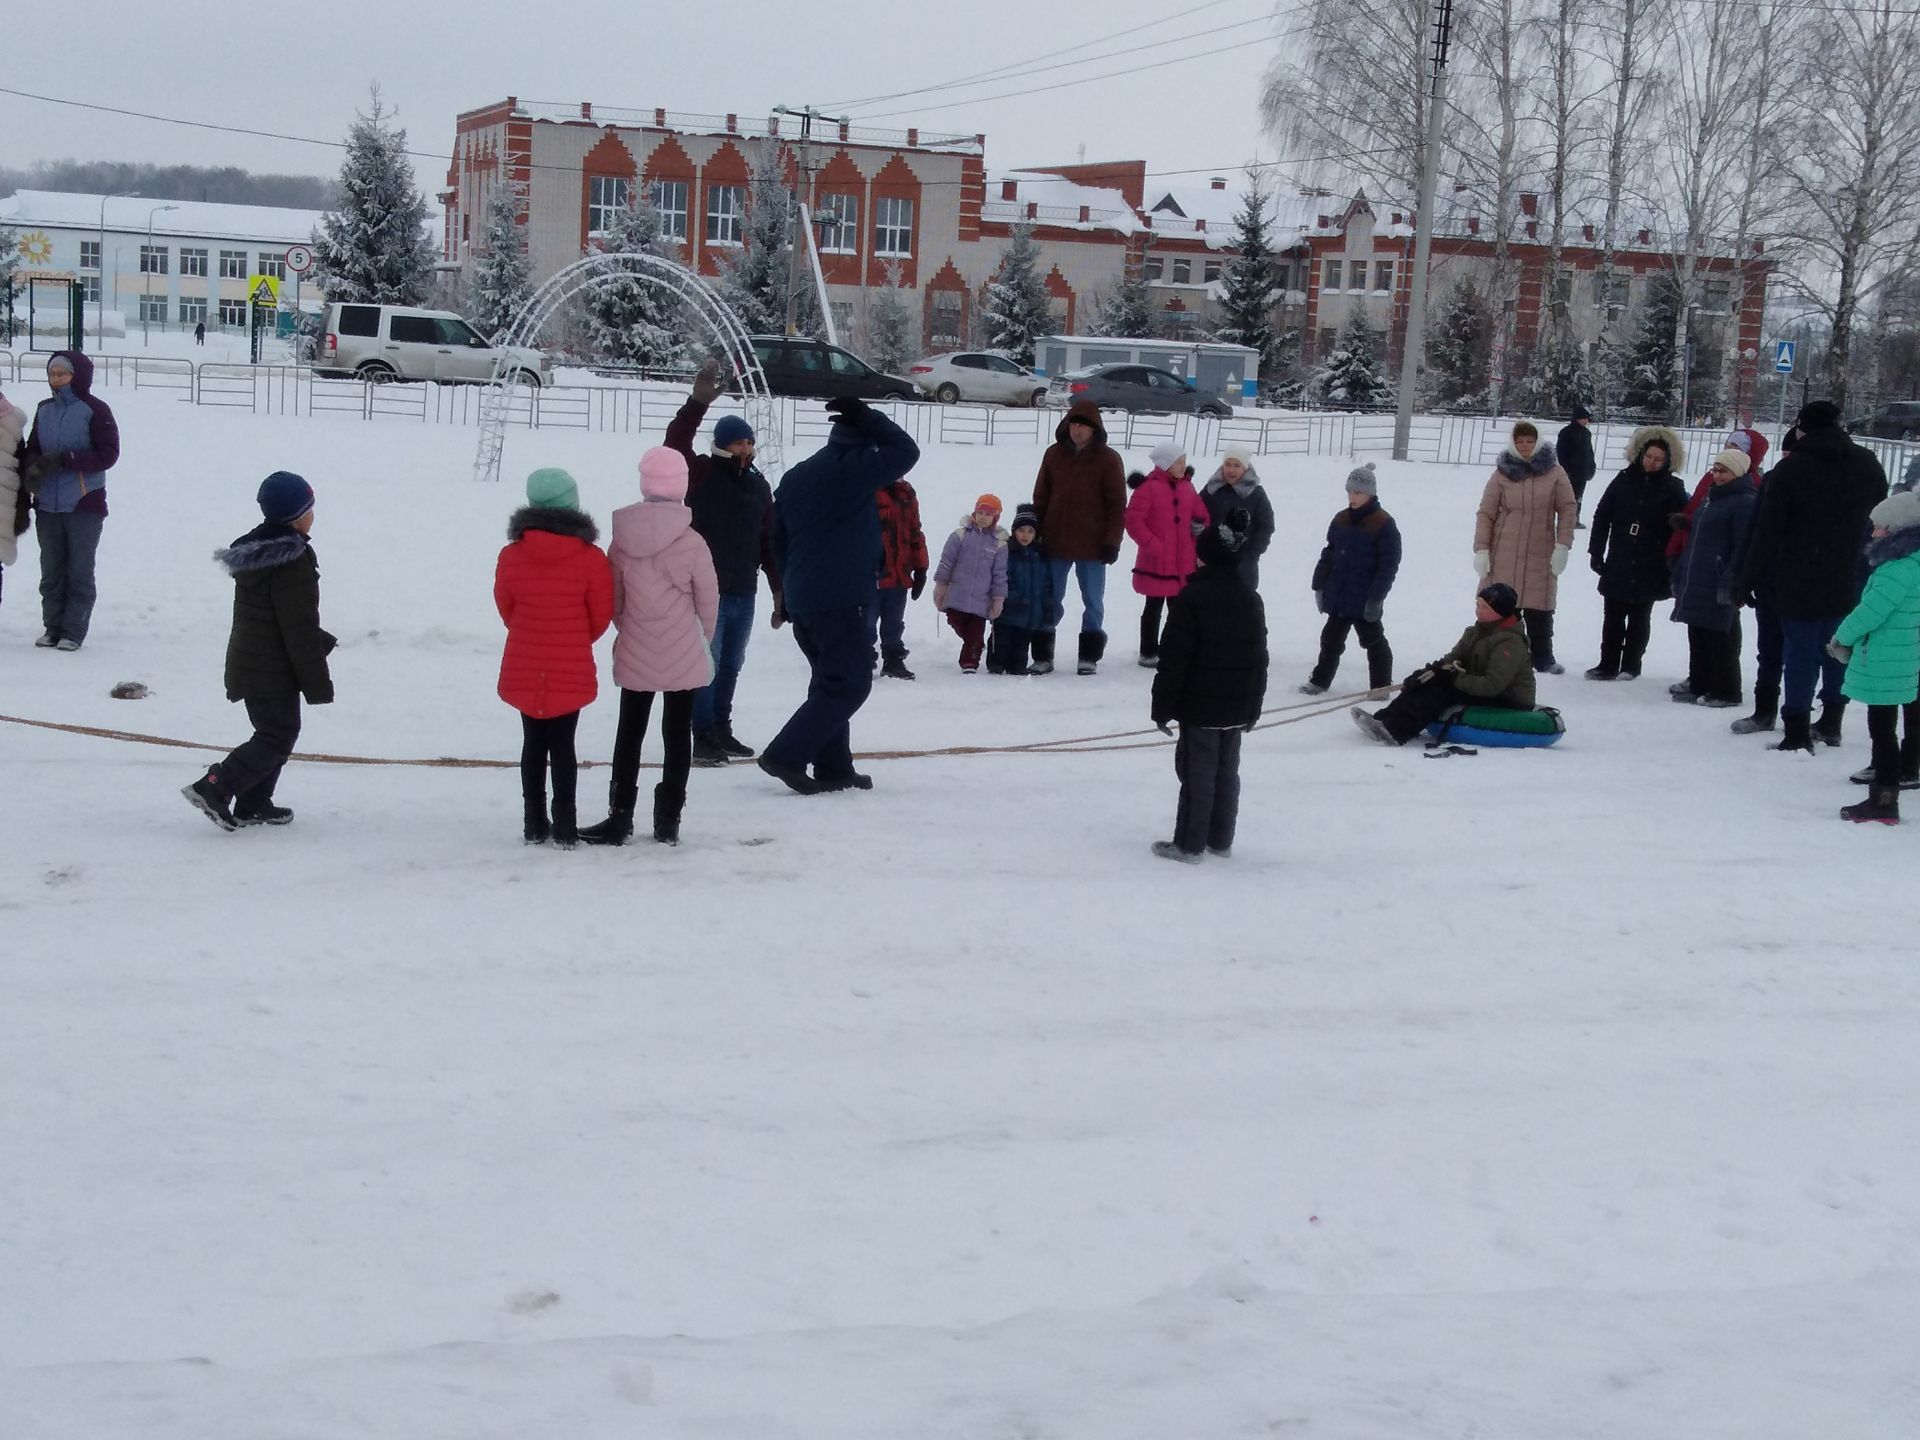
[{"left": 1473, "top": 419, "right": 1579, "bottom": 674}]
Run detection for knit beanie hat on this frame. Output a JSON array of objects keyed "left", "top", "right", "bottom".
[
  {"left": 1478, "top": 582, "right": 1519, "bottom": 618},
  {"left": 525, "top": 466, "right": 580, "bottom": 511},
  {"left": 1221, "top": 441, "right": 1256, "bottom": 468},
  {"left": 1711, "top": 448, "right": 1751, "bottom": 478},
  {"left": 974, "top": 493, "right": 1003, "bottom": 516},
  {"left": 1346, "top": 461, "right": 1379, "bottom": 496},
  {"left": 714, "top": 414, "right": 755, "bottom": 449},
  {"left": 1724, "top": 430, "right": 1753, "bottom": 454},
  {"left": 257, "top": 469, "right": 314, "bottom": 525},
  {"left": 1569, "top": 403, "right": 1592, "bottom": 421},
  {"left": 1869, "top": 490, "right": 1920, "bottom": 533},
  {"left": 639, "top": 445, "right": 689, "bottom": 502},
  {"left": 1796, "top": 399, "right": 1842, "bottom": 431},
  {"left": 1148, "top": 441, "right": 1187, "bottom": 472},
  {"left": 1011, "top": 503, "right": 1040, "bottom": 532}
]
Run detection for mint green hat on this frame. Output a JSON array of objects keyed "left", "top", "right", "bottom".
[{"left": 525, "top": 467, "right": 579, "bottom": 511}]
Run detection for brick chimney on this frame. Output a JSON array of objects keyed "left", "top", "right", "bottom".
[
  {"left": 1001, "top": 179, "right": 1018, "bottom": 201},
  {"left": 725, "top": 113, "right": 737, "bottom": 133},
  {"left": 907, "top": 128, "right": 918, "bottom": 147},
  {"left": 1582, "top": 223, "right": 1595, "bottom": 242},
  {"left": 1636, "top": 227, "right": 1651, "bottom": 245},
  {"left": 1210, "top": 176, "right": 1227, "bottom": 190},
  {"left": 580, "top": 102, "right": 592, "bottom": 120},
  {"left": 1519, "top": 192, "right": 1538, "bottom": 217},
  {"left": 1467, "top": 216, "right": 1481, "bottom": 235}
]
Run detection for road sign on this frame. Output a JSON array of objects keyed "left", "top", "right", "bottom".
[
  {"left": 248, "top": 274, "right": 281, "bottom": 306},
  {"left": 1774, "top": 340, "right": 1796, "bottom": 374},
  {"left": 284, "top": 243, "right": 313, "bottom": 275}
]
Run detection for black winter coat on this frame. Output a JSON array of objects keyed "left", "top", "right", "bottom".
[
  {"left": 1198, "top": 469, "right": 1276, "bottom": 588},
  {"left": 1310, "top": 498, "right": 1402, "bottom": 619},
  {"left": 217, "top": 524, "right": 336, "bottom": 704},
  {"left": 667, "top": 399, "right": 779, "bottom": 598},
  {"left": 1671, "top": 475, "right": 1759, "bottom": 631},
  {"left": 1589, "top": 464, "right": 1686, "bottom": 603},
  {"left": 1151, "top": 563, "right": 1268, "bottom": 729},
  {"left": 1737, "top": 423, "right": 1889, "bottom": 619},
  {"left": 1556, "top": 421, "right": 1597, "bottom": 489}
]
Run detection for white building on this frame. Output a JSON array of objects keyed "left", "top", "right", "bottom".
[{"left": 2, "top": 191, "right": 325, "bottom": 339}]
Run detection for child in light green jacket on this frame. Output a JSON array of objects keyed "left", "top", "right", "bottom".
[{"left": 1830, "top": 490, "right": 1920, "bottom": 823}]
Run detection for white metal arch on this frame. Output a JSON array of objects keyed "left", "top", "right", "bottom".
[{"left": 474, "top": 252, "right": 778, "bottom": 483}]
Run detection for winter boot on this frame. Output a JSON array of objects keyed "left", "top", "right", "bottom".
[
  {"left": 692, "top": 730, "right": 731, "bottom": 767},
  {"left": 1077, "top": 630, "right": 1107, "bottom": 676},
  {"left": 183, "top": 767, "right": 238, "bottom": 831},
  {"left": 881, "top": 656, "right": 916, "bottom": 680},
  {"left": 1772, "top": 711, "right": 1818, "bottom": 755},
  {"left": 1814, "top": 698, "right": 1848, "bottom": 747},
  {"left": 1731, "top": 684, "right": 1779, "bottom": 735},
  {"left": 235, "top": 801, "right": 294, "bottom": 827},
  {"left": 1351, "top": 707, "right": 1399, "bottom": 746},
  {"left": 652, "top": 783, "right": 683, "bottom": 846},
  {"left": 717, "top": 726, "right": 756, "bottom": 758},
  {"left": 757, "top": 754, "right": 824, "bottom": 794},
  {"left": 1840, "top": 785, "right": 1900, "bottom": 824},
  {"left": 549, "top": 799, "right": 579, "bottom": 850},
  {"left": 578, "top": 783, "right": 637, "bottom": 846},
  {"left": 1298, "top": 681, "right": 1330, "bottom": 696},
  {"left": 1028, "top": 632, "right": 1056, "bottom": 675},
  {"left": 522, "top": 793, "right": 550, "bottom": 846},
  {"left": 1669, "top": 679, "right": 1696, "bottom": 698},
  {"left": 1150, "top": 840, "right": 1204, "bottom": 864}
]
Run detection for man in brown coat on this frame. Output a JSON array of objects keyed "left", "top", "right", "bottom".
[{"left": 1032, "top": 398, "right": 1126, "bottom": 674}]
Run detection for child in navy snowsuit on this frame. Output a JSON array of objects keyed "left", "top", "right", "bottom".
[
  {"left": 1305, "top": 462, "right": 1402, "bottom": 693},
  {"left": 990, "top": 503, "right": 1057, "bottom": 674}
]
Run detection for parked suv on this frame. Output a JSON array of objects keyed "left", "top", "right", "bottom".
[
  {"left": 745, "top": 335, "right": 916, "bottom": 401},
  {"left": 908, "top": 351, "right": 1049, "bottom": 406},
  {"left": 316, "top": 303, "right": 549, "bottom": 385},
  {"left": 1850, "top": 401, "right": 1920, "bottom": 441},
  {"left": 1047, "top": 363, "right": 1233, "bottom": 418}
]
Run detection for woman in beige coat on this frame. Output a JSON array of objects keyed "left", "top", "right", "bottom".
[
  {"left": 1474, "top": 420, "right": 1579, "bottom": 673},
  {"left": 0, "top": 388, "right": 26, "bottom": 607}
]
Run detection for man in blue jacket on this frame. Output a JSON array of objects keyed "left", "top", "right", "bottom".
[
  {"left": 759, "top": 397, "right": 920, "bottom": 793},
  {"left": 22, "top": 351, "right": 120, "bottom": 650}
]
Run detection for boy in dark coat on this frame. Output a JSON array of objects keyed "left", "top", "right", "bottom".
[
  {"left": 1353, "top": 583, "right": 1536, "bottom": 746},
  {"left": 183, "top": 471, "right": 336, "bottom": 830},
  {"left": 871, "top": 477, "right": 928, "bottom": 680},
  {"left": 990, "top": 503, "right": 1057, "bottom": 675},
  {"left": 1304, "top": 461, "right": 1402, "bottom": 694},
  {"left": 1150, "top": 507, "right": 1268, "bottom": 863},
  {"left": 1585, "top": 425, "right": 1687, "bottom": 680}
]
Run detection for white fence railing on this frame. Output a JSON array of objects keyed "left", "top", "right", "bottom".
[{"left": 2, "top": 348, "right": 1914, "bottom": 477}]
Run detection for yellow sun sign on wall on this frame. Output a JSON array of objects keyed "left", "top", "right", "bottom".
[{"left": 17, "top": 231, "right": 53, "bottom": 264}]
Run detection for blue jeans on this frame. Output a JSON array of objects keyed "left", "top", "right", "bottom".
[
  {"left": 763, "top": 606, "right": 873, "bottom": 783},
  {"left": 867, "top": 585, "right": 910, "bottom": 660},
  {"left": 1780, "top": 616, "right": 1846, "bottom": 717},
  {"left": 691, "top": 592, "right": 756, "bottom": 734},
  {"left": 1043, "top": 558, "right": 1107, "bottom": 635}
]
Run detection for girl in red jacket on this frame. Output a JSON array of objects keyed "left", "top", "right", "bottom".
[
  {"left": 1125, "top": 442, "right": 1207, "bottom": 667},
  {"left": 495, "top": 467, "right": 615, "bottom": 848}
]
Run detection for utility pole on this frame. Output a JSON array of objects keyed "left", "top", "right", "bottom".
[
  {"left": 1392, "top": 0, "right": 1455, "bottom": 461},
  {"left": 774, "top": 104, "right": 845, "bottom": 337}
]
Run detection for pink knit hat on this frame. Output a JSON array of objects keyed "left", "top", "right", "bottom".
[{"left": 639, "top": 445, "right": 688, "bottom": 501}]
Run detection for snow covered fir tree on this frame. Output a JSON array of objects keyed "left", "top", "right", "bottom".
[
  {"left": 1091, "top": 243, "right": 1154, "bottom": 339},
  {"left": 981, "top": 222, "right": 1052, "bottom": 366},
  {"left": 1211, "top": 172, "right": 1285, "bottom": 386},
  {"left": 1312, "top": 306, "right": 1390, "bottom": 409},
  {"left": 862, "top": 260, "right": 916, "bottom": 375},
  {"left": 719, "top": 141, "right": 821, "bottom": 340},
  {"left": 309, "top": 87, "right": 435, "bottom": 306},
  {"left": 469, "top": 183, "right": 533, "bottom": 343},
  {"left": 1425, "top": 277, "right": 1492, "bottom": 410},
  {"left": 585, "top": 198, "right": 692, "bottom": 374}
]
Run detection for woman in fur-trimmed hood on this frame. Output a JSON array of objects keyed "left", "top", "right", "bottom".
[
  {"left": 1583, "top": 425, "right": 1688, "bottom": 679},
  {"left": 1473, "top": 419, "right": 1579, "bottom": 670}
]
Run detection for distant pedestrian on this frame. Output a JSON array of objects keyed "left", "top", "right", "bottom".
[
  {"left": 1556, "top": 404, "right": 1596, "bottom": 525},
  {"left": 1474, "top": 419, "right": 1577, "bottom": 674},
  {"left": 1585, "top": 425, "right": 1687, "bottom": 681},
  {"left": 1303, "top": 461, "right": 1401, "bottom": 694},
  {"left": 194, "top": 320, "right": 206, "bottom": 346},
  {"left": 1125, "top": 441, "right": 1206, "bottom": 667},
  {"left": 1032, "top": 398, "right": 1126, "bottom": 675},
  {"left": 22, "top": 351, "right": 119, "bottom": 651}
]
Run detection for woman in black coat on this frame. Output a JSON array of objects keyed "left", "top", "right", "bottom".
[{"left": 1586, "top": 425, "right": 1688, "bottom": 679}]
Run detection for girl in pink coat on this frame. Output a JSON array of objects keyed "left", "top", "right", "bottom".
[
  {"left": 579, "top": 446, "right": 719, "bottom": 848},
  {"left": 1125, "top": 441, "right": 1206, "bottom": 667}
]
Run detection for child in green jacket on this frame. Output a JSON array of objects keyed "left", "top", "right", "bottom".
[{"left": 1830, "top": 491, "right": 1920, "bottom": 823}]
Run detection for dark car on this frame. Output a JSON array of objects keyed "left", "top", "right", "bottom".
[
  {"left": 743, "top": 335, "right": 917, "bottom": 401},
  {"left": 1046, "top": 363, "right": 1233, "bottom": 419},
  {"left": 1850, "top": 401, "right": 1920, "bottom": 441}
]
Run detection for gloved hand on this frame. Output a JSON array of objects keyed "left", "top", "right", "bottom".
[
  {"left": 989, "top": 596, "right": 1004, "bottom": 620},
  {"left": 1715, "top": 585, "right": 1733, "bottom": 607},
  {"left": 932, "top": 582, "right": 950, "bottom": 612},
  {"left": 770, "top": 598, "right": 788, "bottom": 630},
  {"left": 1669, "top": 512, "right": 1691, "bottom": 532},
  {"left": 1439, "top": 659, "right": 1463, "bottom": 674},
  {"left": 1100, "top": 543, "right": 1121, "bottom": 565},
  {"left": 22, "top": 451, "right": 63, "bottom": 486},
  {"left": 1589, "top": 554, "right": 1605, "bottom": 576},
  {"left": 1473, "top": 550, "right": 1491, "bottom": 578},
  {"left": 1191, "top": 518, "right": 1206, "bottom": 537},
  {"left": 909, "top": 567, "right": 927, "bottom": 601},
  {"left": 1155, "top": 720, "right": 1174, "bottom": 736},
  {"left": 690, "top": 359, "right": 726, "bottom": 406},
  {"left": 1826, "top": 640, "right": 1853, "bottom": 664},
  {"left": 1363, "top": 600, "right": 1383, "bottom": 622},
  {"left": 823, "top": 396, "right": 871, "bottom": 424},
  {"left": 1549, "top": 545, "right": 1569, "bottom": 577}
]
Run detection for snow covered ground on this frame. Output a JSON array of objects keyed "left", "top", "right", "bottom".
[{"left": 3, "top": 392, "right": 1916, "bottom": 1439}]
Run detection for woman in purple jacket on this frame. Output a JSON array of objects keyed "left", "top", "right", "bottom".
[{"left": 22, "top": 351, "right": 120, "bottom": 650}]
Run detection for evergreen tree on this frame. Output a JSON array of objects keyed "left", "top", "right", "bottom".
[
  {"left": 718, "top": 140, "right": 822, "bottom": 338},
  {"left": 981, "top": 222, "right": 1052, "bottom": 365},
  {"left": 1311, "top": 305, "right": 1390, "bottom": 408},
  {"left": 1426, "top": 276, "right": 1492, "bottom": 409},
  {"left": 1213, "top": 171, "right": 1283, "bottom": 378},
  {"left": 469, "top": 182, "right": 533, "bottom": 341},
  {"left": 585, "top": 197, "right": 691, "bottom": 373},
  {"left": 862, "top": 259, "right": 916, "bottom": 374},
  {"left": 1622, "top": 272, "right": 1682, "bottom": 418},
  {"left": 309, "top": 87, "right": 435, "bottom": 306},
  {"left": 1517, "top": 325, "right": 1590, "bottom": 417},
  {"left": 1092, "top": 241, "right": 1154, "bottom": 338}
]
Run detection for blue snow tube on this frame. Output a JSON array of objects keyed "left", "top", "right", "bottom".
[{"left": 1424, "top": 705, "right": 1566, "bottom": 749}]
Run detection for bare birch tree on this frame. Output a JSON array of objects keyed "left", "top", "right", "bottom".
[{"left": 1590, "top": 0, "right": 1663, "bottom": 416}]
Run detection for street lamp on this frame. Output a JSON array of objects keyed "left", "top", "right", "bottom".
[
  {"left": 97, "top": 190, "right": 140, "bottom": 346},
  {"left": 143, "top": 203, "right": 179, "bottom": 347}
]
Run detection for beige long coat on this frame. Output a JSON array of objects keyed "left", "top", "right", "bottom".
[
  {"left": 1474, "top": 442, "right": 1579, "bottom": 610},
  {"left": 0, "top": 394, "right": 25, "bottom": 568}
]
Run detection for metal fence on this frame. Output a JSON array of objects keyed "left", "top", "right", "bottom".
[{"left": 2, "top": 348, "right": 1914, "bottom": 478}]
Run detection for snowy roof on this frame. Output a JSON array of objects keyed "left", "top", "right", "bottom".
[
  {"left": 1143, "top": 180, "right": 1336, "bottom": 252},
  {"left": 0, "top": 190, "right": 326, "bottom": 244},
  {"left": 983, "top": 171, "right": 1138, "bottom": 237}
]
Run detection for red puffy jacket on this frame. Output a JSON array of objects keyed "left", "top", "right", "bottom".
[
  {"left": 494, "top": 510, "right": 616, "bottom": 718},
  {"left": 876, "top": 480, "right": 929, "bottom": 590}
]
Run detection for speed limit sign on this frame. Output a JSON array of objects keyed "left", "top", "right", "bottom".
[{"left": 285, "top": 243, "right": 314, "bottom": 274}]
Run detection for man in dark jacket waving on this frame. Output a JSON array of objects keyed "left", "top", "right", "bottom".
[{"left": 759, "top": 397, "right": 920, "bottom": 794}]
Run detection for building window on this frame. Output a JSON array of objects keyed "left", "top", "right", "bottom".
[
  {"left": 1143, "top": 256, "right": 1164, "bottom": 281},
  {"left": 1594, "top": 270, "right": 1631, "bottom": 309},
  {"left": 1323, "top": 259, "right": 1342, "bottom": 292},
  {"left": 79, "top": 240, "right": 101, "bottom": 271},
  {"left": 931, "top": 290, "right": 964, "bottom": 348},
  {"left": 139, "top": 244, "right": 169, "bottom": 275},
  {"left": 1702, "top": 276, "right": 1733, "bottom": 312},
  {"left": 219, "top": 249, "right": 246, "bottom": 279},
  {"left": 218, "top": 299, "right": 247, "bottom": 326},
  {"left": 1172, "top": 258, "right": 1191, "bottom": 284},
  {"left": 81, "top": 277, "right": 101, "bottom": 304},
  {"left": 588, "top": 175, "right": 630, "bottom": 236},
  {"left": 1204, "top": 259, "right": 1222, "bottom": 284},
  {"left": 138, "top": 294, "right": 170, "bottom": 323},
  {"left": 817, "top": 193, "right": 859, "bottom": 254},
  {"left": 1373, "top": 260, "right": 1394, "bottom": 293},
  {"left": 874, "top": 195, "right": 913, "bottom": 257},
  {"left": 1351, "top": 263, "right": 1369, "bottom": 291},
  {"left": 180, "top": 248, "right": 209, "bottom": 278},
  {"left": 257, "top": 252, "right": 287, "bottom": 280},
  {"left": 706, "top": 183, "right": 745, "bottom": 246},
  {"left": 179, "top": 297, "right": 208, "bottom": 324},
  {"left": 647, "top": 179, "right": 689, "bottom": 240}
]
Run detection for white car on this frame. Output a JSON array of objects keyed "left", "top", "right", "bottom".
[
  {"left": 907, "top": 351, "right": 1049, "bottom": 407},
  {"left": 316, "top": 302, "right": 549, "bottom": 385}
]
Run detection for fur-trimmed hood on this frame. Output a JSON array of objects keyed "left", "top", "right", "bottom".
[
  {"left": 1204, "top": 463, "right": 1264, "bottom": 494},
  {"left": 1626, "top": 424, "right": 1686, "bottom": 472},
  {"left": 1866, "top": 525, "right": 1920, "bottom": 569},
  {"left": 215, "top": 523, "right": 312, "bottom": 576},
  {"left": 1495, "top": 439, "right": 1561, "bottom": 480},
  {"left": 950, "top": 515, "right": 1009, "bottom": 545},
  {"left": 507, "top": 505, "right": 599, "bottom": 544}
]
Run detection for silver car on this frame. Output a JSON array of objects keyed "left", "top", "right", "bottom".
[{"left": 907, "top": 351, "right": 1049, "bottom": 407}]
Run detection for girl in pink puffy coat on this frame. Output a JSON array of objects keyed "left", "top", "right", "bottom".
[
  {"left": 579, "top": 446, "right": 719, "bottom": 848},
  {"left": 1125, "top": 441, "right": 1206, "bottom": 667}
]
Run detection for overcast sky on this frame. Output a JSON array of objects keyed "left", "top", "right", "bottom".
[{"left": 2, "top": 0, "right": 1281, "bottom": 195}]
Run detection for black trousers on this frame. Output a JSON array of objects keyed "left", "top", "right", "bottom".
[
  {"left": 763, "top": 606, "right": 873, "bottom": 784},
  {"left": 1867, "top": 702, "right": 1920, "bottom": 782},
  {"left": 1140, "top": 595, "right": 1167, "bottom": 658},
  {"left": 1598, "top": 600, "right": 1653, "bottom": 675},
  {"left": 1173, "top": 725, "right": 1244, "bottom": 855},
  {"left": 220, "top": 695, "right": 302, "bottom": 808},
  {"left": 520, "top": 711, "right": 580, "bottom": 809},
  {"left": 1686, "top": 617, "right": 1743, "bottom": 702},
  {"left": 1375, "top": 675, "right": 1484, "bottom": 744},
  {"left": 1522, "top": 608, "right": 1556, "bottom": 668},
  {"left": 1311, "top": 614, "right": 1393, "bottom": 689},
  {"left": 988, "top": 623, "right": 1032, "bottom": 674},
  {"left": 609, "top": 688, "right": 694, "bottom": 808}
]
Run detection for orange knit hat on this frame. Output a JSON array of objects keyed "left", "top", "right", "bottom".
[{"left": 974, "top": 493, "right": 1003, "bottom": 515}]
